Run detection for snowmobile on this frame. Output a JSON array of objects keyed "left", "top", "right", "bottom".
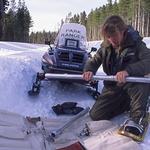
[{"left": 28, "top": 23, "right": 100, "bottom": 99}]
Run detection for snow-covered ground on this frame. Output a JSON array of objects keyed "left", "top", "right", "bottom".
[{"left": 0, "top": 38, "right": 150, "bottom": 149}]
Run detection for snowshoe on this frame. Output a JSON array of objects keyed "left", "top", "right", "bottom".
[{"left": 118, "top": 112, "right": 149, "bottom": 142}]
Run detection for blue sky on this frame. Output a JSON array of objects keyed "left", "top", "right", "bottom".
[{"left": 25, "top": 0, "right": 108, "bottom": 32}]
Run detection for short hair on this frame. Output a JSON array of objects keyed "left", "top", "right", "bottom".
[{"left": 101, "top": 15, "right": 127, "bottom": 38}]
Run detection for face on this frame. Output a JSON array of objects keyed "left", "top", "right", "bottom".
[{"left": 107, "top": 31, "right": 124, "bottom": 48}]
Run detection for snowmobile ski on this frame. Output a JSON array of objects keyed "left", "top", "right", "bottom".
[{"left": 28, "top": 73, "right": 44, "bottom": 96}]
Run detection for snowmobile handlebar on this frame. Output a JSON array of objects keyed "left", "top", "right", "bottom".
[{"left": 44, "top": 73, "right": 150, "bottom": 84}]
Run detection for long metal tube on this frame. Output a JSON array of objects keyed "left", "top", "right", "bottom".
[
  {"left": 51, "top": 107, "right": 90, "bottom": 138},
  {"left": 45, "top": 73, "right": 150, "bottom": 84}
]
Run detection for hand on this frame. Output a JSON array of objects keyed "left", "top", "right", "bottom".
[
  {"left": 116, "top": 71, "right": 129, "bottom": 83},
  {"left": 83, "top": 71, "right": 93, "bottom": 81}
]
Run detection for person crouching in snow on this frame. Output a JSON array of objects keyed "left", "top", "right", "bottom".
[{"left": 83, "top": 15, "right": 150, "bottom": 141}]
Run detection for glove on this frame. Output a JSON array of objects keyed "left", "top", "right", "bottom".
[{"left": 52, "top": 102, "right": 84, "bottom": 115}]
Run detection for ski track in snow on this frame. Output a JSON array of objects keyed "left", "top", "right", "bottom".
[{"left": 0, "top": 39, "right": 150, "bottom": 149}]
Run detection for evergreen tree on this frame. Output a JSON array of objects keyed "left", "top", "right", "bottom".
[
  {"left": 119, "top": 0, "right": 132, "bottom": 23},
  {"left": 70, "top": 14, "right": 80, "bottom": 23},
  {"left": 107, "top": 0, "right": 113, "bottom": 16},
  {"left": 0, "top": 0, "right": 9, "bottom": 40},
  {"left": 80, "top": 11, "right": 87, "bottom": 26},
  {"left": 65, "top": 12, "right": 72, "bottom": 23},
  {"left": 86, "top": 10, "right": 94, "bottom": 40},
  {"left": 112, "top": 0, "right": 119, "bottom": 15},
  {"left": 142, "top": 0, "right": 150, "bottom": 36},
  {"left": 15, "top": 0, "right": 32, "bottom": 42},
  {"left": 3, "top": 0, "right": 150, "bottom": 42},
  {"left": 4, "top": 0, "right": 16, "bottom": 41},
  {"left": 5, "top": 10, "right": 15, "bottom": 40}
]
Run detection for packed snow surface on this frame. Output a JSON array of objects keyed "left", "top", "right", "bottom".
[{"left": 0, "top": 38, "right": 150, "bottom": 149}]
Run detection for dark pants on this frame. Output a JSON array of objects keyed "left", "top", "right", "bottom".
[{"left": 90, "top": 83, "right": 150, "bottom": 123}]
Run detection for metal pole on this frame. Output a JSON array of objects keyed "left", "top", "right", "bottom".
[
  {"left": 45, "top": 73, "right": 150, "bottom": 84},
  {"left": 51, "top": 107, "right": 90, "bottom": 138}
]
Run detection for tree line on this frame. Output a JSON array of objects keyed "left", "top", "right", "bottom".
[
  {"left": 0, "top": 0, "right": 32, "bottom": 42},
  {"left": 66, "top": 0, "right": 150, "bottom": 41},
  {"left": 1, "top": 0, "right": 150, "bottom": 43},
  {"left": 29, "top": 31, "right": 57, "bottom": 44},
  {"left": 32, "top": 0, "right": 150, "bottom": 43}
]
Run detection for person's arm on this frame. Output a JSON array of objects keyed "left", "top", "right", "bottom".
[
  {"left": 84, "top": 48, "right": 103, "bottom": 74},
  {"left": 125, "top": 41, "right": 150, "bottom": 76},
  {"left": 115, "top": 70, "right": 129, "bottom": 83},
  {"left": 83, "top": 48, "right": 103, "bottom": 81}
]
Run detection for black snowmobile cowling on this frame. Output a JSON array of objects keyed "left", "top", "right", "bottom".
[{"left": 42, "top": 23, "right": 96, "bottom": 75}]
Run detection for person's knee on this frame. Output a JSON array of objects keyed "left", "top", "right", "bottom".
[
  {"left": 89, "top": 110, "right": 100, "bottom": 121},
  {"left": 89, "top": 109, "right": 108, "bottom": 121},
  {"left": 134, "top": 83, "right": 149, "bottom": 92}
]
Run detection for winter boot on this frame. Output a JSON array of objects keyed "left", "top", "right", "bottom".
[{"left": 118, "top": 112, "right": 149, "bottom": 142}]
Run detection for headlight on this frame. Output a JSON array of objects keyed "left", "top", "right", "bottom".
[{"left": 42, "top": 52, "right": 53, "bottom": 65}]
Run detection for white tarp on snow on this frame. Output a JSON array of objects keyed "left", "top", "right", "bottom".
[{"left": 0, "top": 109, "right": 141, "bottom": 150}]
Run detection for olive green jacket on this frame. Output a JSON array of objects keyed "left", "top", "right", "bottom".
[{"left": 84, "top": 30, "right": 150, "bottom": 77}]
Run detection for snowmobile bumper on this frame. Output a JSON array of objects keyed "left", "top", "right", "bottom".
[{"left": 42, "top": 65, "right": 83, "bottom": 74}]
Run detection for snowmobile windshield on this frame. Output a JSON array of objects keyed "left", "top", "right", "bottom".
[{"left": 54, "top": 23, "right": 87, "bottom": 50}]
